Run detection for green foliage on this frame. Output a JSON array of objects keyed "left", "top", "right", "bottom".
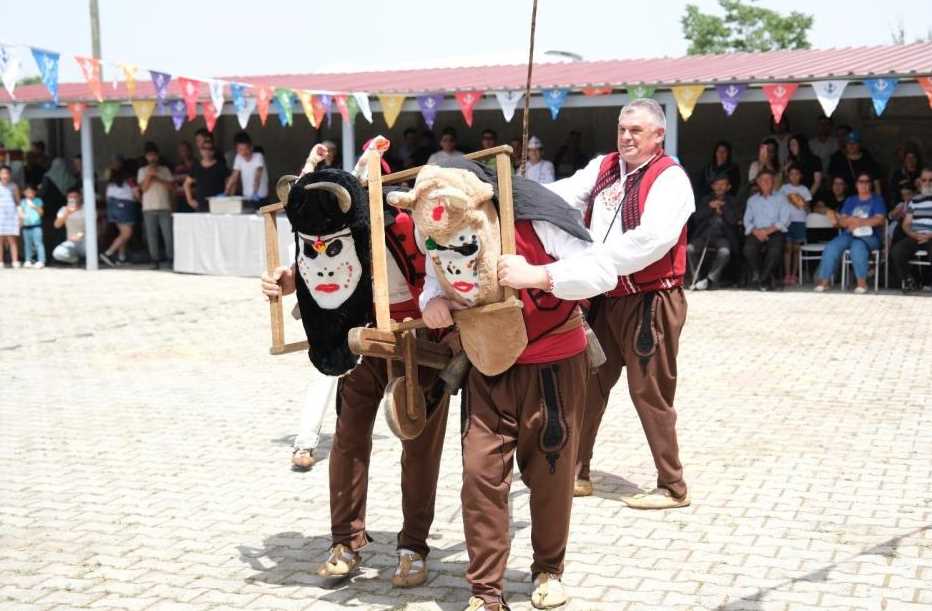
[
  {"left": 682, "top": 0, "right": 813, "bottom": 55},
  {"left": 0, "top": 119, "right": 30, "bottom": 150}
]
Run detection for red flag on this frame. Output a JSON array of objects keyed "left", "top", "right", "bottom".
[
  {"left": 177, "top": 77, "right": 201, "bottom": 120},
  {"left": 310, "top": 96, "right": 326, "bottom": 128},
  {"left": 335, "top": 95, "right": 351, "bottom": 124},
  {"left": 762, "top": 83, "right": 798, "bottom": 124},
  {"left": 582, "top": 87, "right": 612, "bottom": 96},
  {"left": 454, "top": 91, "right": 483, "bottom": 127},
  {"left": 257, "top": 86, "right": 272, "bottom": 126},
  {"left": 75, "top": 56, "right": 103, "bottom": 102},
  {"left": 920, "top": 77, "right": 932, "bottom": 109},
  {"left": 69, "top": 103, "right": 86, "bottom": 131},
  {"left": 203, "top": 102, "right": 218, "bottom": 132}
]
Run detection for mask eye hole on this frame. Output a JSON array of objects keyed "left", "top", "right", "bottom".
[
  {"left": 326, "top": 239, "right": 343, "bottom": 257},
  {"left": 303, "top": 241, "right": 318, "bottom": 259}
]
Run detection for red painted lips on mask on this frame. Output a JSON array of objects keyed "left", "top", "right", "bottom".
[
  {"left": 315, "top": 283, "right": 340, "bottom": 293},
  {"left": 452, "top": 281, "right": 475, "bottom": 292}
]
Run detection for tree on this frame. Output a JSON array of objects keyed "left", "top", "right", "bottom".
[{"left": 682, "top": 0, "right": 813, "bottom": 55}]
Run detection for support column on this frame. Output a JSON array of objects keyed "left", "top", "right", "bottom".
[
  {"left": 658, "top": 93, "right": 679, "bottom": 159},
  {"left": 341, "top": 117, "right": 356, "bottom": 171},
  {"left": 81, "top": 114, "right": 98, "bottom": 270}
]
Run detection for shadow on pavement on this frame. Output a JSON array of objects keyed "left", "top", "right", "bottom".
[{"left": 585, "top": 470, "right": 643, "bottom": 502}]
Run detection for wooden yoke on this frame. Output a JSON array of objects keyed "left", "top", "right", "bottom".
[
  {"left": 494, "top": 150, "right": 519, "bottom": 302},
  {"left": 367, "top": 152, "right": 392, "bottom": 332},
  {"left": 260, "top": 201, "right": 310, "bottom": 356}
]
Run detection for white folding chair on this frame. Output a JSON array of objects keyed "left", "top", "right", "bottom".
[
  {"left": 798, "top": 213, "right": 835, "bottom": 286},
  {"left": 909, "top": 249, "right": 930, "bottom": 286}
]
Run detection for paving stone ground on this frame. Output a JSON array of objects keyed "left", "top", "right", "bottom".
[{"left": 1, "top": 268, "right": 931, "bottom": 611}]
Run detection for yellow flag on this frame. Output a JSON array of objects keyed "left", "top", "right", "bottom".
[
  {"left": 378, "top": 94, "right": 406, "bottom": 129},
  {"left": 671, "top": 85, "right": 705, "bottom": 121},
  {"left": 298, "top": 90, "right": 317, "bottom": 128},
  {"left": 131, "top": 100, "right": 156, "bottom": 133},
  {"left": 120, "top": 64, "right": 137, "bottom": 97}
]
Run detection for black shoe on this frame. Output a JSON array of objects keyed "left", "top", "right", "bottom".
[
  {"left": 99, "top": 253, "right": 115, "bottom": 267},
  {"left": 902, "top": 277, "right": 918, "bottom": 294},
  {"left": 151, "top": 261, "right": 160, "bottom": 270},
  {"left": 758, "top": 281, "right": 771, "bottom": 292}
]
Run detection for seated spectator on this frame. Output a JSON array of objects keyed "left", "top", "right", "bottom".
[
  {"left": 808, "top": 115, "right": 837, "bottom": 174},
  {"left": 887, "top": 179, "right": 914, "bottom": 246},
  {"left": 477, "top": 129, "right": 499, "bottom": 172},
  {"left": 554, "top": 130, "right": 588, "bottom": 178},
  {"left": 184, "top": 139, "right": 228, "bottom": 212},
  {"left": 18, "top": 183, "right": 45, "bottom": 269},
  {"left": 137, "top": 142, "right": 175, "bottom": 270},
  {"left": 519, "top": 136, "right": 555, "bottom": 184},
  {"left": 890, "top": 168, "right": 932, "bottom": 292},
  {"left": 397, "top": 128, "right": 419, "bottom": 169},
  {"left": 696, "top": 140, "right": 740, "bottom": 197},
  {"left": 226, "top": 132, "right": 269, "bottom": 204},
  {"left": 100, "top": 159, "right": 140, "bottom": 267},
  {"left": 321, "top": 140, "right": 339, "bottom": 168},
  {"left": 688, "top": 173, "right": 738, "bottom": 290},
  {"left": 779, "top": 164, "right": 813, "bottom": 285},
  {"left": 828, "top": 131, "right": 882, "bottom": 195},
  {"left": 888, "top": 149, "right": 921, "bottom": 201},
  {"left": 427, "top": 127, "right": 465, "bottom": 164},
  {"left": 785, "top": 134, "right": 822, "bottom": 195},
  {"left": 743, "top": 168, "right": 790, "bottom": 291},
  {"left": 509, "top": 137, "right": 522, "bottom": 170},
  {"left": 813, "top": 171, "right": 885, "bottom": 294},
  {"left": 748, "top": 140, "right": 781, "bottom": 194},
  {"left": 52, "top": 187, "right": 86, "bottom": 264},
  {"left": 174, "top": 141, "right": 195, "bottom": 213}
]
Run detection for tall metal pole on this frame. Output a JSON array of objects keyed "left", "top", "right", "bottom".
[
  {"left": 89, "top": 0, "right": 103, "bottom": 79},
  {"left": 81, "top": 114, "right": 98, "bottom": 270}
]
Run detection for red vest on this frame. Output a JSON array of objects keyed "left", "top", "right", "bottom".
[
  {"left": 514, "top": 220, "right": 586, "bottom": 364},
  {"left": 587, "top": 153, "right": 687, "bottom": 297},
  {"left": 386, "top": 211, "right": 426, "bottom": 320}
]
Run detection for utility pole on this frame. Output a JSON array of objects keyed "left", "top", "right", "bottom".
[{"left": 89, "top": 0, "right": 102, "bottom": 78}]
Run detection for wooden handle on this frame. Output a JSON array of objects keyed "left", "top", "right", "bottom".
[
  {"left": 368, "top": 153, "right": 392, "bottom": 332},
  {"left": 262, "top": 208, "right": 285, "bottom": 353},
  {"left": 495, "top": 152, "right": 519, "bottom": 302},
  {"left": 390, "top": 299, "right": 524, "bottom": 333},
  {"left": 401, "top": 330, "right": 418, "bottom": 420},
  {"left": 381, "top": 145, "right": 514, "bottom": 185}
]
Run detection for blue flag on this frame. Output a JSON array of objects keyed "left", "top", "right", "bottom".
[
  {"left": 543, "top": 88, "right": 568, "bottom": 119},
  {"left": 715, "top": 83, "right": 746, "bottom": 116},
  {"left": 416, "top": 93, "right": 444, "bottom": 128},
  {"left": 864, "top": 78, "right": 898, "bottom": 116},
  {"left": 150, "top": 70, "right": 172, "bottom": 107},
  {"left": 319, "top": 94, "right": 333, "bottom": 127},
  {"left": 230, "top": 83, "right": 248, "bottom": 112},
  {"left": 30, "top": 48, "right": 60, "bottom": 103}
]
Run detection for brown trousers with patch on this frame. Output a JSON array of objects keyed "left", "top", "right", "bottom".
[
  {"left": 329, "top": 356, "right": 449, "bottom": 557},
  {"left": 575, "top": 288, "right": 688, "bottom": 499},
  {"left": 461, "top": 351, "right": 588, "bottom": 605}
]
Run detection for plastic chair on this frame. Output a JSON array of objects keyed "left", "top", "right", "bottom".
[
  {"left": 909, "top": 249, "right": 930, "bottom": 285},
  {"left": 798, "top": 213, "right": 835, "bottom": 286}
]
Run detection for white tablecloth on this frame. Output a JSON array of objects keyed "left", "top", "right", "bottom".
[{"left": 172, "top": 213, "right": 294, "bottom": 277}]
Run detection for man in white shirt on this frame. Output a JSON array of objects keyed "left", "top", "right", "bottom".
[
  {"left": 226, "top": 132, "right": 269, "bottom": 203},
  {"left": 137, "top": 142, "right": 175, "bottom": 269},
  {"left": 519, "top": 136, "right": 555, "bottom": 184},
  {"left": 498, "top": 98, "right": 695, "bottom": 509},
  {"left": 426, "top": 127, "right": 465, "bottom": 165}
]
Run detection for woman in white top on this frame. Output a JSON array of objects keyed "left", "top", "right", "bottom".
[
  {"left": 519, "top": 136, "right": 555, "bottom": 184},
  {"left": 100, "top": 159, "right": 140, "bottom": 266}
]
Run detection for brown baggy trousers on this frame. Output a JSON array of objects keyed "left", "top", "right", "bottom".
[
  {"left": 329, "top": 356, "right": 450, "bottom": 557},
  {"left": 575, "top": 288, "right": 688, "bottom": 499},
  {"left": 461, "top": 351, "right": 589, "bottom": 605}
]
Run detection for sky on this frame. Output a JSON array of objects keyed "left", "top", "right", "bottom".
[{"left": 0, "top": 0, "right": 930, "bottom": 83}]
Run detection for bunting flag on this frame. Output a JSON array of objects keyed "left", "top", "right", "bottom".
[
  {"left": 455, "top": 91, "right": 482, "bottom": 127},
  {"left": 119, "top": 64, "right": 137, "bottom": 96},
  {"left": 543, "top": 88, "right": 568, "bottom": 119},
  {"left": 131, "top": 99, "right": 156, "bottom": 133},
  {"left": 864, "top": 78, "right": 898, "bottom": 116},
  {"left": 810, "top": 80, "right": 848, "bottom": 117},
  {"left": 310, "top": 96, "right": 327, "bottom": 128},
  {"left": 345, "top": 96, "right": 359, "bottom": 124},
  {"left": 273, "top": 88, "right": 294, "bottom": 126},
  {"left": 99, "top": 101, "right": 120, "bottom": 133},
  {"left": 671, "top": 85, "right": 705, "bottom": 121},
  {"left": 0, "top": 47, "right": 22, "bottom": 98},
  {"left": 627, "top": 85, "right": 655, "bottom": 99},
  {"left": 417, "top": 93, "right": 444, "bottom": 128},
  {"left": 236, "top": 98, "right": 256, "bottom": 129},
  {"left": 297, "top": 90, "right": 317, "bottom": 127},
  {"left": 75, "top": 56, "right": 103, "bottom": 102},
  {"left": 353, "top": 92, "right": 372, "bottom": 123},
  {"left": 170, "top": 99, "right": 186, "bottom": 131},
  {"left": 762, "top": 83, "right": 798, "bottom": 124},
  {"left": 230, "top": 82, "right": 248, "bottom": 111},
  {"left": 208, "top": 80, "right": 225, "bottom": 115},
  {"left": 68, "top": 103, "right": 85, "bottom": 130},
  {"left": 920, "top": 77, "right": 932, "bottom": 109},
  {"left": 493, "top": 90, "right": 523, "bottom": 122},
  {"left": 6, "top": 102, "right": 26, "bottom": 124},
  {"left": 30, "top": 48, "right": 60, "bottom": 103},
  {"left": 256, "top": 86, "right": 272, "bottom": 126},
  {"left": 582, "top": 86, "right": 612, "bottom": 96},
  {"left": 177, "top": 77, "right": 201, "bottom": 120},
  {"left": 319, "top": 94, "right": 334, "bottom": 126},
  {"left": 203, "top": 102, "right": 219, "bottom": 132},
  {"left": 378, "top": 94, "right": 405, "bottom": 128},
  {"left": 150, "top": 70, "right": 171, "bottom": 106},
  {"left": 715, "top": 83, "right": 746, "bottom": 116},
  {"left": 335, "top": 94, "right": 351, "bottom": 124}
]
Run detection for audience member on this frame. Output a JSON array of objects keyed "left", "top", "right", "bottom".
[
  {"left": 38, "top": 157, "right": 77, "bottom": 212},
  {"left": 785, "top": 134, "right": 822, "bottom": 195},
  {"left": 226, "top": 132, "right": 269, "bottom": 203},
  {"left": 688, "top": 173, "right": 738, "bottom": 290},
  {"left": 779, "top": 164, "right": 813, "bottom": 285},
  {"left": 890, "top": 168, "right": 932, "bottom": 292},
  {"left": 808, "top": 116, "right": 838, "bottom": 173},
  {"left": 24, "top": 140, "right": 50, "bottom": 188},
  {"left": 887, "top": 179, "right": 914, "bottom": 245},
  {"left": 52, "top": 187, "right": 86, "bottom": 264},
  {"left": 743, "top": 168, "right": 790, "bottom": 291},
  {"left": 554, "top": 130, "right": 588, "bottom": 178},
  {"left": 696, "top": 140, "right": 740, "bottom": 197},
  {"left": 519, "top": 136, "right": 555, "bottom": 184},
  {"left": 397, "top": 127, "right": 419, "bottom": 169},
  {"left": 813, "top": 171, "right": 885, "bottom": 294},
  {"left": 508, "top": 137, "right": 522, "bottom": 170},
  {"left": 184, "top": 139, "right": 228, "bottom": 212},
  {"left": 427, "top": 127, "right": 465, "bottom": 164},
  {"left": 748, "top": 140, "right": 781, "bottom": 192},
  {"left": 100, "top": 158, "right": 140, "bottom": 267},
  {"left": 194, "top": 128, "right": 211, "bottom": 155},
  {"left": 770, "top": 117, "right": 792, "bottom": 164},
  {"left": 18, "top": 183, "right": 45, "bottom": 268},
  {"left": 828, "top": 130, "right": 881, "bottom": 195},
  {"left": 321, "top": 140, "right": 339, "bottom": 168},
  {"left": 137, "top": 142, "right": 175, "bottom": 269},
  {"left": 174, "top": 142, "right": 195, "bottom": 212},
  {"left": 477, "top": 129, "right": 499, "bottom": 171},
  {"left": 0, "top": 165, "right": 21, "bottom": 267},
  {"left": 888, "top": 149, "right": 921, "bottom": 200}
]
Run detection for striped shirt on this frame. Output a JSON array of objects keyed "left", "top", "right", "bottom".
[{"left": 907, "top": 194, "right": 932, "bottom": 235}]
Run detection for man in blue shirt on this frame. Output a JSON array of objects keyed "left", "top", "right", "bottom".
[{"left": 743, "top": 168, "right": 791, "bottom": 291}]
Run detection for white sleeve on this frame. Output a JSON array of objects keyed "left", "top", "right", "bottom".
[
  {"left": 233, "top": 156, "right": 243, "bottom": 171},
  {"left": 534, "top": 220, "right": 617, "bottom": 300},
  {"left": 544, "top": 155, "right": 602, "bottom": 213},
  {"left": 255, "top": 152, "right": 266, "bottom": 168},
  {"left": 540, "top": 161, "right": 556, "bottom": 184}
]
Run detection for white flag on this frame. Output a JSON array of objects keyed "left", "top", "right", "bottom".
[
  {"left": 0, "top": 47, "right": 21, "bottom": 99},
  {"left": 7, "top": 102, "right": 26, "bottom": 124},
  {"left": 811, "top": 80, "right": 848, "bottom": 117},
  {"left": 209, "top": 80, "right": 225, "bottom": 115},
  {"left": 236, "top": 97, "right": 256, "bottom": 129},
  {"left": 494, "top": 90, "right": 523, "bottom": 122},
  {"left": 353, "top": 92, "right": 373, "bottom": 123}
]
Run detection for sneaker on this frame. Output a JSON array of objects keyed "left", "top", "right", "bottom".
[
  {"left": 813, "top": 284, "right": 827, "bottom": 293},
  {"left": 99, "top": 253, "right": 115, "bottom": 268},
  {"left": 531, "top": 573, "right": 568, "bottom": 609},
  {"left": 901, "top": 277, "right": 918, "bottom": 294},
  {"left": 392, "top": 549, "right": 427, "bottom": 588},
  {"left": 573, "top": 478, "right": 593, "bottom": 497},
  {"left": 151, "top": 261, "right": 160, "bottom": 270},
  {"left": 34, "top": 262, "right": 44, "bottom": 269},
  {"left": 11, "top": 261, "right": 21, "bottom": 269},
  {"left": 291, "top": 448, "right": 315, "bottom": 471},
  {"left": 23, "top": 261, "right": 34, "bottom": 269},
  {"left": 758, "top": 282, "right": 770, "bottom": 292},
  {"left": 693, "top": 278, "right": 709, "bottom": 291},
  {"left": 854, "top": 286, "right": 868, "bottom": 294},
  {"left": 622, "top": 488, "right": 691, "bottom": 510},
  {"left": 317, "top": 543, "right": 361, "bottom": 577}
]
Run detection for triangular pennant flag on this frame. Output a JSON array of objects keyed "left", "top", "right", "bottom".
[
  {"left": 273, "top": 89, "right": 294, "bottom": 126},
  {"left": 455, "top": 91, "right": 483, "bottom": 127},
  {"left": 30, "top": 48, "right": 60, "bottom": 103},
  {"left": 230, "top": 83, "right": 248, "bottom": 111},
  {"left": 378, "top": 94, "right": 406, "bottom": 128},
  {"left": 177, "top": 77, "right": 201, "bottom": 120},
  {"left": 319, "top": 94, "right": 334, "bottom": 126},
  {"left": 335, "top": 94, "right": 351, "bottom": 124},
  {"left": 256, "top": 86, "right": 272, "bottom": 126},
  {"left": 68, "top": 103, "right": 85, "bottom": 131},
  {"left": 131, "top": 99, "right": 156, "bottom": 133},
  {"left": 671, "top": 85, "right": 705, "bottom": 121},
  {"left": 810, "top": 80, "right": 848, "bottom": 117},
  {"left": 543, "top": 88, "right": 568, "bottom": 120},
  {"left": 75, "top": 56, "right": 103, "bottom": 102},
  {"left": 582, "top": 87, "right": 612, "bottom": 96},
  {"left": 236, "top": 98, "right": 256, "bottom": 129},
  {"left": 864, "top": 78, "right": 898, "bottom": 116},
  {"left": 762, "top": 83, "right": 798, "bottom": 124},
  {"left": 203, "top": 102, "right": 218, "bottom": 132},
  {"left": 150, "top": 70, "right": 171, "bottom": 106},
  {"left": 417, "top": 93, "right": 444, "bottom": 128},
  {"left": 353, "top": 92, "right": 372, "bottom": 123},
  {"left": 208, "top": 80, "right": 225, "bottom": 115},
  {"left": 627, "top": 85, "right": 655, "bottom": 99},
  {"left": 493, "top": 90, "right": 523, "bottom": 122},
  {"left": 99, "top": 101, "right": 120, "bottom": 134},
  {"left": 1, "top": 47, "right": 22, "bottom": 99},
  {"left": 298, "top": 90, "right": 317, "bottom": 127},
  {"left": 920, "top": 77, "right": 932, "bottom": 109},
  {"left": 119, "top": 64, "right": 137, "bottom": 97},
  {"left": 714, "top": 83, "right": 746, "bottom": 116},
  {"left": 310, "top": 96, "right": 327, "bottom": 128},
  {"left": 7, "top": 102, "right": 26, "bottom": 124},
  {"left": 170, "top": 99, "right": 186, "bottom": 131},
  {"left": 345, "top": 96, "right": 360, "bottom": 124}
]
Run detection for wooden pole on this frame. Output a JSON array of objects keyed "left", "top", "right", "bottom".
[
  {"left": 519, "top": 0, "right": 539, "bottom": 175},
  {"left": 367, "top": 150, "right": 391, "bottom": 332},
  {"left": 263, "top": 209, "right": 285, "bottom": 353},
  {"left": 496, "top": 152, "right": 519, "bottom": 302}
]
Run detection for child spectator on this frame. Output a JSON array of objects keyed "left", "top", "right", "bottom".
[
  {"left": 18, "top": 184, "right": 45, "bottom": 268},
  {"left": 100, "top": 159, "right": 140, "bottom": 267},
  {"left": 779, "top": 164, "right": 812, "bottom": 285},
  {"left": 0, "top": 165, "right": 21, "bottom": 268},
  {"left": 52, "top": 187, "right": 86, "bottom": 264}
]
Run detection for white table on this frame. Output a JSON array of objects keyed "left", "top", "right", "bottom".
[{"left": 172, "top": 213, "right": 294, "bottom": 277}]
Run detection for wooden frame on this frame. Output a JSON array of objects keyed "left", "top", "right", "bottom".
[{"left": 259, "top": 201, "right": 309, "bottom": 356}]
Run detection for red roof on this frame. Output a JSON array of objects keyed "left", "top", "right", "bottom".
[{"left": 3, "top": 41, "right": 931, "bottom": 104}]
